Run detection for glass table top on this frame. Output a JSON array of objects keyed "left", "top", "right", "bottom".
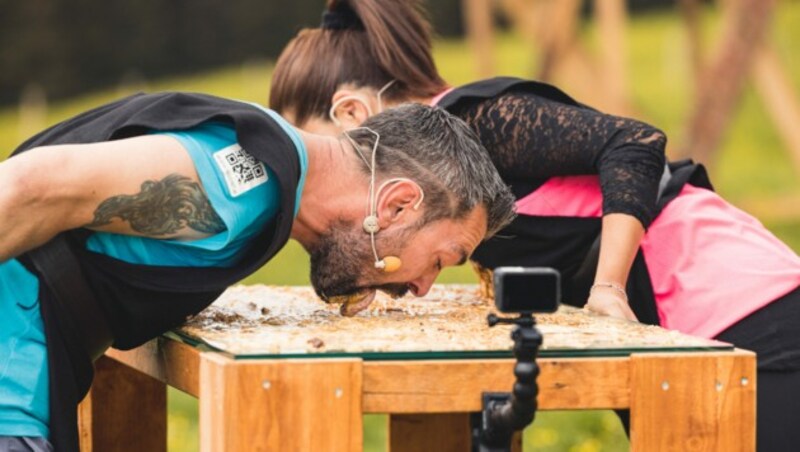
[{"left": 172, "top": 284, "right": 733, "bottom": 360}]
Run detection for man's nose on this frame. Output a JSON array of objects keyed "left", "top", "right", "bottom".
[{"left": 409, "top": 272, "right": 438, "bottom": 297}]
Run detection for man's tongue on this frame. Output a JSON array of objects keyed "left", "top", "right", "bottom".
[{"left": 339, "top": 290, "right": 377, "bottom": 317}]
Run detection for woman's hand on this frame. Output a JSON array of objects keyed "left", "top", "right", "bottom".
[{"left": 585, "top": 286, "right": 638, "bottom": 321}]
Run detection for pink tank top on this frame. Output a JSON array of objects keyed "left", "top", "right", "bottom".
[{"left": 516, "top": 176, "right": 800, "bottom": 338}]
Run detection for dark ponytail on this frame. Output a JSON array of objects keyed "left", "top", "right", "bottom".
[{"left": 270, "top": 0, "right": 447, "bottom": 125}]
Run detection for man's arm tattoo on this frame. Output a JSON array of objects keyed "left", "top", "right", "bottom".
[{"left": 86, "top": 174, "right": 226, "bottom": 236}]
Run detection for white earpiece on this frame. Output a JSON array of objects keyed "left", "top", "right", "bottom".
[{"left": 362, "top": 215, "right": 380, "bottom": 234}]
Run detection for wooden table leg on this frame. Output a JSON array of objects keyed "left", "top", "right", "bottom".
[
  {"left": 78, "top": 355, "right": 167, "bottom": 452},
  {"left": 388, "top": 413, "right": 471, "bottom": 452},
  {"left": 199, "top": 354, "right": 363, "bottom": 452},
  {"left": 629, "top": 350, "right": 756, "bottom": 452},
  {"left": 388, "top": 413, "right": 522, "bottom": 451}
]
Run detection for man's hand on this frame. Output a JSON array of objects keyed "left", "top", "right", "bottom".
[{"left": 585, "top": 289, "right": 638, "bottom": 321}]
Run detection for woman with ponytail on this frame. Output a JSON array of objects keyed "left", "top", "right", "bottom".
[{"left": 271, "top": 1, "right": 800, "bottom": 448}]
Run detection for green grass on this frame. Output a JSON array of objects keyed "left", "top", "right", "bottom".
[{"left": 2, "top": 4, "right": 799, "bottom": 451}]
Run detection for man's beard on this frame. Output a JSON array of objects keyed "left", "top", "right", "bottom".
[{"left": 309, "top": 220, "right": 411, "bottom": 303}]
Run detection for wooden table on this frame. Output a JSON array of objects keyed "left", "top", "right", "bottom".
[{"left": 77, "top": 286, "right": 756, "bottom": 451}]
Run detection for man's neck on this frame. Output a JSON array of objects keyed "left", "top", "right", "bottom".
[{"left": 290, "top": 131, "right": 367, "bottom": 251}]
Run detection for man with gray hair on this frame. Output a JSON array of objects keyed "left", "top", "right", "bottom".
[
  {"left": 0, "top": 93, "right": 514, "bottom": 451},
  {"left": 309, "top": 104, "right": 516, "bottom": 313}
]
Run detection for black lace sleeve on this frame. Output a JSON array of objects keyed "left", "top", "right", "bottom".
[{"left": 453, "top": 91, "right": 667, "bottom": 227}]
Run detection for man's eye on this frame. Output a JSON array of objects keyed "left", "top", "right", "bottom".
[{"left": 436, "top": 258, "right": 442, "bottom": 270}]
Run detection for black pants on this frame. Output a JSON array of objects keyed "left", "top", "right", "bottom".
[{"left": 617, "top": 285, "right": 800, "bottom": 452}]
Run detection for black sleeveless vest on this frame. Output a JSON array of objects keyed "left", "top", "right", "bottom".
[
  {"left": 9, "top": 92, "right": 301, "bottom": 451},
  {"left": 437, "top": 78, "right": 712, "bottom": 324}
]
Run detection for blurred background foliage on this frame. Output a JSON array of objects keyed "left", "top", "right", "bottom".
[
  {"left": 0, "top": 0, "right": 461, "bottom": 105},
  {"left": 1, "top": 1, "right": 799, "bottom": 451},
  {"left": 0, "top": 0, "right": 684, "bottom": 106}
]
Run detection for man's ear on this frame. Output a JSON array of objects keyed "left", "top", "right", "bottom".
[
  {"left": 375, "top": 180, "right": 424, "bottom": 228},
  {"left": 330, "top": 90, "right": 373, "bottom": 129}
]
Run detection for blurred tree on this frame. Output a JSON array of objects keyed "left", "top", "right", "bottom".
[{"left": 681, "top": 0, "right": 776, "bottom": 165}]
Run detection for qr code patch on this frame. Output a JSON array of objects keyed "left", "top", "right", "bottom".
[{"left": 213, "top": 144, "right": 268, "bottom": 197}]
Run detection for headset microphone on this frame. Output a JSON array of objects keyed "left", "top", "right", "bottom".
[
  {"left": 344, "top": 128, "right": 424, "bottom": 274},
  {"left": 375, "top": 255, "right": 403, "bottom": 273},
  {"left": 361, "top": 214, "right": 401, "bottom": 272}
]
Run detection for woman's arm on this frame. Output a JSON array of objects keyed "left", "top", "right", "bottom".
[
  {"left": 0, "top": 134, "right": 223, "bottom": 262},
  {"left": 587, "top": 213, "right": 642, "bottom": 320},
  {"left": 457, "top": 92, "right": 667, "bottom": 319},
  {"left": 457, "top": 91, "right": 667, "bottom": 226}
]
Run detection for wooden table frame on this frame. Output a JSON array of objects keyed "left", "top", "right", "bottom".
[{"left": 79, "top": 336, "right": 756, "bottom": 451}]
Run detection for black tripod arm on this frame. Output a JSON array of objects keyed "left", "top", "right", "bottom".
[
  {"left": 480, "top": 323, "right": 542, "bottom": 445},
  {"left": 490, "top": 368, "right": 539, "bottom": 431}
]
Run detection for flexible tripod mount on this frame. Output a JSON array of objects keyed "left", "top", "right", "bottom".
[{"left": 472, "top": 313, "right": 543, "bottom": 452}]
